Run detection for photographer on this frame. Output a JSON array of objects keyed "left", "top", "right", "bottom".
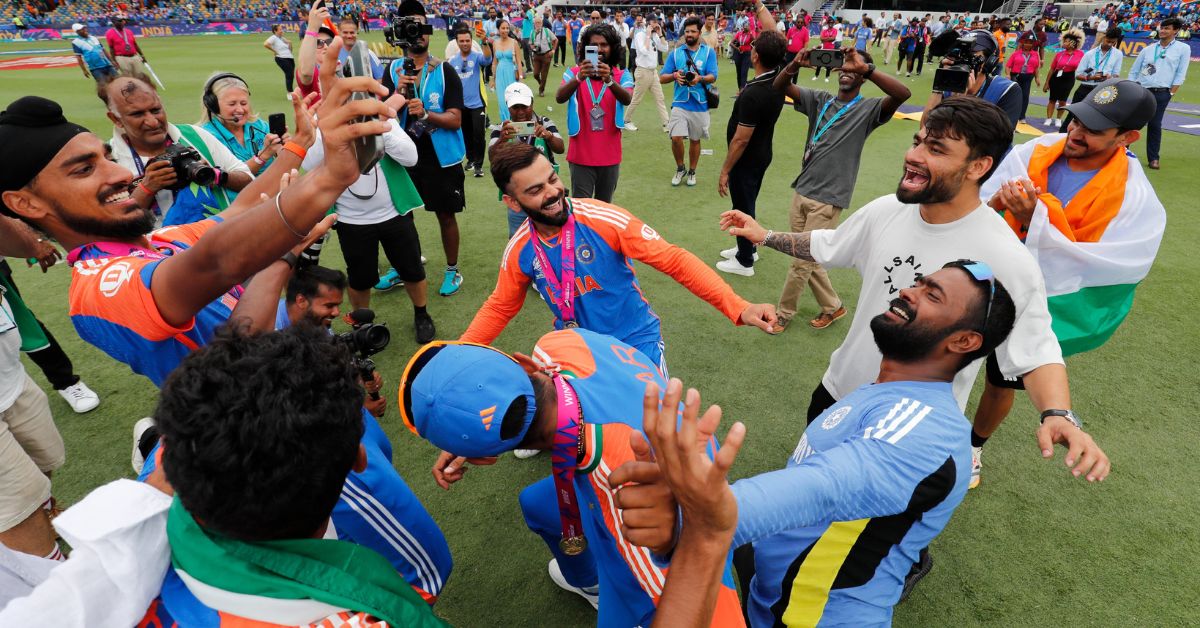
[
  {"left": 922, "top": 29, "right": 1023, "bottom": 127},
  {"left": 660, "top": 16, "right": 717, "bottom": 188},
  {"left": 623, "top": 14, "right": 669, "bottom": 132},
  {"left": 385, "top": 0, "right": 468, "bottom": 298},
  {"left": 300, "top": 106, "right": 438, "bottom": 345},
  {"left": 104, "top": 77, "right": 253, "bottom": 227},
  {"left": 556, "top": 23, "right": 633, "bottom": 202},
  {"left": 529, "top": 15, "right": 558, "bottom": 97},
  {"left": 769, "top": 46, "right": 909, "bottom": 331}
]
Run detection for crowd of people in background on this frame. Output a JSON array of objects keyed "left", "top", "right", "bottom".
[{"left": 0, "top": 0, "right": 1187, "bottom": 625}]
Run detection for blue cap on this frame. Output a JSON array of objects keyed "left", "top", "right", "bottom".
[{"left": 399, "top": 342, "right": 537, "bottom": 458}]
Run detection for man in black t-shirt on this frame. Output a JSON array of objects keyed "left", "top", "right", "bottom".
[{"left": 715, "top": 31, "right": 788, "bottom": 278}]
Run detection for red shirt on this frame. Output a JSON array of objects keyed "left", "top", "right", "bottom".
[{"left": 105, "top": 27, "right": 138, "bottom": 56}]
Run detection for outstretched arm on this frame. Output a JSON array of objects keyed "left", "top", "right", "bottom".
[{"left": 719, "top": 210, "right": 817, "bottom": 262}]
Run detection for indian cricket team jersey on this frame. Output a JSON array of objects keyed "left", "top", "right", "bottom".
[
  {"left": 67, "top": 218, "right": 240, "bottom": 387},
  {"left": 532, "top": 328, "right": 745, "bottom": 628},
  {"left": 462, "top": 199, "right": 749, "bottom": 357},
  {"left": 733, "top": 381, "right": 971, "bottom": 627}
]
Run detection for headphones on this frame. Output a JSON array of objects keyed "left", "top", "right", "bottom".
[
  {"left": 202, "top": 72, "right": 250, "bottom": 120},
  {"left": 965, "top": 30, "right": 1002, "bottom": 77}
]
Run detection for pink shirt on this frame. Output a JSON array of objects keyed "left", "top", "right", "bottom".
[
  {"left": 566, "top": 67, "right": 623, "bottom": 168},
  {"left": 1007, "top": 49, "right": 1041, "bottom": 75},
  {"left": 105, "top": 27, "right": 138, "bottom": 56},
  {"left": 820, "top": 27, "right": 838, "bottom": 50},
  {"left": 786, "top": 25, "right": 809, "bottom": 53},
  {"left": 1051, "top": 49, "right": 1083, "bottom": 73}
]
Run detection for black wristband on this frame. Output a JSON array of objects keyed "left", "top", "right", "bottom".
[
  {"left": 862, "top": 63, "right": 875, "bottom": 80},
  {"left": 279, "top": 251, "right": 299, "bottom": 269}
]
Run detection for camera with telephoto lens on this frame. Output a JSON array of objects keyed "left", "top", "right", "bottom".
[
  {"left": 930, "top": 34, "right": 987, "bottom": 93},
  {"left": 384, "top": 15, "right": 433, "bottom": 48},
  {"left": 683, "top": 70, "right": 697, "bottom": 83},
  {"left": 147, "top": 145, "right": 215, "bottom": 191},
  {"left": 336, "top": 309, "right": 390, "bottom": 400}
]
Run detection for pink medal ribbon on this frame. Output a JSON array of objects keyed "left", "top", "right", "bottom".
[
  {"left": 550, "top": 374, "right": 587, "bottom": 555},
  {"left": 530, "top": 212, "right": 579, "bottom": 328},
  {"left": 67, "top": 240, "right": 168, "bottom": 266}
]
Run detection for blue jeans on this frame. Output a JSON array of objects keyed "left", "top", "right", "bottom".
[
  {"left": 91, "top": 66, "right": 117, "bottom": 84},
  {"left": 1147, "top": 88, "right": 1172, "bottom": 162}
]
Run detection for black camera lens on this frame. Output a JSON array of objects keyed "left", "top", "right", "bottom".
[{"left": 184, "top": 160, "right": 216, "bottom": 187}]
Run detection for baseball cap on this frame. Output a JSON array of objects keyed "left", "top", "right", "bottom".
[
  {"left": 505, "top": 82, "right": 534, "bottom": 108},
  {"left": 1065, "top": 79, "right": 1157, "bottom": 131},
  {"left": 71, "top": 23, "right": 85, "bottom": 32},
  {"left": 399, "top": 342, "right": 537, "bottom": 458}
]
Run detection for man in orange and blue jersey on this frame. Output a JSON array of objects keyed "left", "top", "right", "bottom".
[
  {"left": 462, "top": 142, "right": 777, "bottom": 375},
  {"left": 399, "top": 327, "right": 745, "bottom": 628}
]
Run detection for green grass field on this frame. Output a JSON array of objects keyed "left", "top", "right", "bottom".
[{"left": 2, "top": 33, "right": 1199, "bottom": 626}]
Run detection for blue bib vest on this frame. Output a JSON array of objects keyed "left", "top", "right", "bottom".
[{"left": 390, "top": 60, "right": 466, "bottom": 168}]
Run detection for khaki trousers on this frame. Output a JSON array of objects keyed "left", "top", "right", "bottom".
[
  {"left": 777, "top": 192, "right": 842, "bottom": 321},
  {"left": 0, "top": 374, "right": 64, "bottom": 532},
  {"left": 882, "top": 37, "right": 898, "bottom": 65},
  {"left": 625, "top": 66, "right": 669, "bottom": 127},
  {"left": 115, "top": 55, "right": 145, "bottom": 78}
]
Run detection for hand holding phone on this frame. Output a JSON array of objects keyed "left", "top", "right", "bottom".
[
  {"left": 585, "top": 45, "right": 599, "bottom": 71},
  {"left": 510, "top": 121, "right": 537, "bottom": 137},
  {"left": 268, "top": 112, "right": 287, "bottom": 137},
  {"left": 343, "top": 41, "right": 385, "bottom": 174}
]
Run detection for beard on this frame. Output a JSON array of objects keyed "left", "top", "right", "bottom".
[
  {"left": 869, "top": 299, "right": 953, "bottom": 363},
  {"left": 409, "top": 39, "right": 429, "bottom": 54},
  {"left": 685, "top": 35, "right": 698, "bottom": 46},
  {"left": 521, "top": 190, "right": 568, "bottom": 227},
  {"left": 55, "top": 192, "right": 156, "bottom": 241},
  {"left": 896, "top": 165, "right": 966, "bottom": 205}
]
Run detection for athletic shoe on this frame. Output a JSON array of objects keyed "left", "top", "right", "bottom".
[
  {"left": 474, "top": 166, "right": 485, "bottom": 178},
  {"left": 131, "top": 417, "right": 156, "bottom": 475},
  {"left": 810, "top": 306, "right": 847, "bottom": 329},
  {"left": 464, "top": 161, "right": 473, "bottom": 172},
  {"left": 439, "top": 269, "right": 463, "bottom": 296},
  {"left": 720, "top": 246, "right": 758, "bottom": 262},
  {"left": 58, "top": 380, "right": 100, "bottom": 413},
  {"left": 906, "top": 72, "right": 911, "bottom": 77},
  {"left": 548, "top": 559, "right": 600, "bottom": 610},
  {"left": 415, "top": 312, "right": 436, "bottom": 344},
  {"left": 625, "top": 122, "right": 639, "bottom": 131},
  {"left": 671, "top": 168, "right": 685, "bottom": 186},
  {"left": 1044, "top": 118, "right": 1055, "bottom": 127},
  {"left": 969, "top": 446, "right": 982, "bottom": 489},
  {"left": 421, "top": 255, "right": 427, "bottom": 265},
  {"left": 824, "top": 77, "right": 830, "bottom": 82},
  {"left": 375, "top": 268, "right": 402, "bottom": 291},
  {"left": 811, "top": 75, "right": 818, "bottom": 81},
  {"left": 899, "top": 549, "right": 933, "bottom": 603},
  {"left": 661, "top": 124, "right": 668, "bottom": 133},
  {"left": 513, "top": 449, "right": 541, "bottom": 459},
  {"left": 686, "top": 170, "right": 697, "bottom": 186},
  {"left": 716, "top": 258, "right": 754, "bottom": 276}
]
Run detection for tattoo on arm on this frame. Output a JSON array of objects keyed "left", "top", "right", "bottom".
[{"left": 764, "top": 231, "right": 815, "bottom": 262}]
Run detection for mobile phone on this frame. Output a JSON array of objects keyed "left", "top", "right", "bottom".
[
  {"left": 510, "top": 121, "right": 537, "bottom": 136},
  {"left": 343, "top": 41, "right": 384, "bottom": 175},
  {"left": 809, "top": 48, "right": 845, "bottom": 70},
  {"left": 268, "top": 112, "right": 287, "bottom": 137},
  {"left": 585, "top": 45, "right": 599, "bottom": 66}
]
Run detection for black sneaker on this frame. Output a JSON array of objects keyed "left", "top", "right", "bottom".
[
  {"left": 463, "top": 161, "right": 473, "bottom": 172},
  {"left": 474, "top": 166, "right": 484, "bottom": 178},
  {"left": 415, "top": 313, "right": 436, "bottom": 344},
  {"left": 899, "top": 548, "right": 933, "bottom": 603}
]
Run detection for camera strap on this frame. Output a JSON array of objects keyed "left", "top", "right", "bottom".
[{"left": 529, "top": 210, "right": 578, "bottom": 325}]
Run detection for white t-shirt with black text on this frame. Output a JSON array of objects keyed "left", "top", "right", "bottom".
[{"left": 811, "top": 195, "right": 1064, "bottom": 408}]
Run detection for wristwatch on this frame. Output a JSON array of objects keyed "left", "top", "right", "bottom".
[
  {"left": 603, "top": 77, "right": 615, "bottom": 86},
  {"left": 862, "top": 63, "right": 876, "bottom": 80},
  {"left": 1040, "top": 409, "right": 1082, "bottom": 430},
  {"left": 419, "top": 111, "right": 430, "bottom": 121},
  {"left": 279, "top": 251, "right": 299, "bottom": 269}
]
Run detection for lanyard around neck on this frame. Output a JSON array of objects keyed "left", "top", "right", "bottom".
[
  {"left": 550, "top": 374, "right": 586, "bottom": 556},
  {"left": 812, "top": 95, "right": 862, "bottom": 145},
  {"left": 582, "top": 74, "right": 608, "bottom": 107},
  {"left": 530, "top": 211, "right": 578, "bottom": 323}
]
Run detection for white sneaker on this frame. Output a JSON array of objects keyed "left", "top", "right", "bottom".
[
  {"left": 131, "top": 417, "right": 156, "bottom": 474},
  {"left": 824, "top": 77, "right": 830, "bottom": 82},
  {"left": 686, "top": 171, "right": 697, "bottom": 187},
  {"left": 58, "top": 381, "right": 100, "bottom": 413},
  {"left": 548, "top": 559, "right": 599, "bottom": 610},
  {"left": 720, "top": 246, "right": 759, "bottom": 262},
  {"left": 969, "top": 446, "right": 982, "bottom": 489},
  {"left": 1045, "top": 118, "right": 1057, "bottom": 127},
  {"left": 716, "top": 258, "right": 754, "bottom": 276},
  {"left": 661, "top": 124, "right": 668, "bottom": 133},
  {"left": 811, "top": 75, "right": 818, "bottom": 81},
  {"left": 671, "top": 169, "right": 685, "bottom": 186},
  {"left": 624, "top": 122, "right": 638, "bottom": 131},
  {"left": 513, "top": 449, "right": 540, "bottom": 459}
]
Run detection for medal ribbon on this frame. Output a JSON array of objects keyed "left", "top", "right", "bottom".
[
  {"left": 550, "top": 374, "right": 586, "bottom": 552},
  {"left": 529, "top": 211, "right": 578, "bottom": 325},
  {"left": 67, "top": 241, "right": 168, "bottom": 266},
  {"left": 811, "top": 94, "right": 862, "bottom": 145}
]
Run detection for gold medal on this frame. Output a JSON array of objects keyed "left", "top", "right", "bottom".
[{"left": 559, "top": 535, "right": 588, "bottom": 556}]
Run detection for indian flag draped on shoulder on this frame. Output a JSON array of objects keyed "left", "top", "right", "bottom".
[{"left": 982, "top": 132, "right": 1165, "bottom": 356}]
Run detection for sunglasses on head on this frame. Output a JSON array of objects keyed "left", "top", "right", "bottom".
[{"left": 950, "top": 259, "right": 996, "bottom": 327}]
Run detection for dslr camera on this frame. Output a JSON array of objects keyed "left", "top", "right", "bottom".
[
  {"left": 931, "top": 35, "right": 987, "bottom": 93},
  {"left": 336, "top": 309, "right": 390, "bottom": 399},
  {"left": 146, "top": 145, "right": 215, "bottom": 190},
  {"left": 683, "top": 70, "right": 697, "bottom": 83},
  {"left": 384, "top": 15, "right": 433, "bottom": 48}
]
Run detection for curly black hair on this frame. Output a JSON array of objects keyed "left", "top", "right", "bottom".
[
  {"left": 581, "top": 23, "right": 624, "bottom": 67},
  {"left": 156, "top": 322, "right": 365, "bottom": 541}
]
